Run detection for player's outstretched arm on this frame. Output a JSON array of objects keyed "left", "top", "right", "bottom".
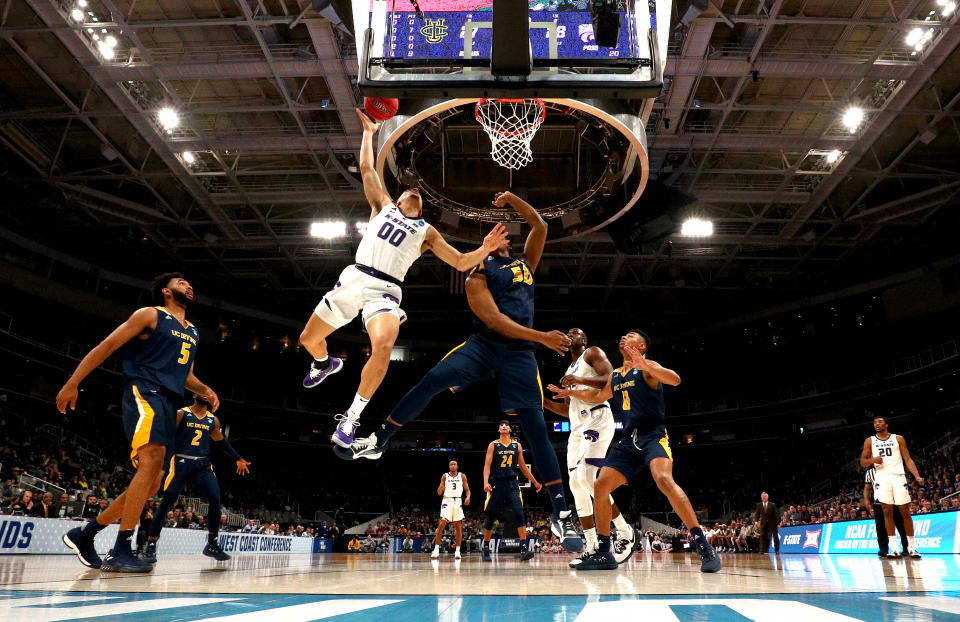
[
  {"left": 898, "top": 436, "right": 924, "bottom": 484},
  {"left": 465, "top": 273, "right": 570, "bottom": 354},
  {"left": 185, "top": 362, "right": 220, "bottom": 412},
  {"left": 548, "top": 375, "right": 613, "bottom": 403},
  {"left": 542, "top": 396, "right": 569, "bottom": 417},
  {"left": 624, "top": 346, "right": 681, "bottom": 386},
  {"left": 492, "top": 191, "right": 547, "bottom": 272},
  {"left": 356, "top": 109, "right": 392, "bottom": 214},
  {"left": 423, "top": 223, "right": 508, "bottom": 271},
  {"left": 859, "top": 437, "right": 879, "bottom": 468},
  {"left": 56, "top": 306, "right": 157, "bottom": 413},
  {"left": 516, "top": 443, "right": 541, "bottom": 491},
  {"left": 483, "top": 442, "right": 494, "bottom": 492},
  {"left": 212, "top": 416, "right": 250, "bottom": 475}
]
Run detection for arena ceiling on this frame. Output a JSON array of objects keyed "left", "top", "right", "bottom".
[{"left": 0, "top": 0, "right": 958, "bottom": 333}]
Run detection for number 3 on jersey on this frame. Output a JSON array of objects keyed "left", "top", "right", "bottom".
[{"left": 510, "top": 264, "right": 533, "bottom": 285}]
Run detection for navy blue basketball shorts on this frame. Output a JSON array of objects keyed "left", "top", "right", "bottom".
[
  {"left": 443, "top": 334, "right": 543, "bottom": 413},
  {"left": 603, "top": 428, "right": 673, "bottom": 482},
  {"left": 121, "top": 382, "right": 179, "bottom": 469}
]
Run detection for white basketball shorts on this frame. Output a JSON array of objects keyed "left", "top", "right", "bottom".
[
  {"left": 567, "top": 408, "right": 616, "bottom": 472},
  {"left": 314, "top": 264, "right": 406, "bottom": 330},
  {"left": 440, "top": 497, "right": 464, "bottom": 522},
  {"left": 873, "top": 473, "right": 911, "bottom": 506}
]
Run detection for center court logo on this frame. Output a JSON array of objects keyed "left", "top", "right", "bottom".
[{"left": 420, "top": 18, "right": 449, "bottom": 44}]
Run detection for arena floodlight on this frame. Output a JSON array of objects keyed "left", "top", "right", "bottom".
[
  {"left": 826, "top": 150, "right": 841, "bottom": 164},
  {"left": 105, "top": 35, "right": 118, "bottom": 48},
  {"left": 78, "top": 0, "right": 88, "bottom": 6},
  {"left": 905, "top": 27, "right": 924, "bottom": 46},
  {"left": 157, "top": 107, "right": 180, "bottom": 131},
  {"left": 680, "top": 217, "right": 713, "bottom": 237},
  {"left": 70, "top": 7, "right": 84, "bottom": 21},
  {"left": 96, "top": 41, "right": 115, "bottom": 60},
  {"left": 355, "top": 221, "right": 369, "bottom": 234},
  {"left": 310, "top": 220, "right": 347, "bottom": 239},
  {"left": 944, "top": 2, "right": 956, "bottom": 16},
  {"left": 181, "top": 151, "right": 197, "bottom": 165},
  {"left": 841, "top": 106, "right": 864, "bottom": 133}
]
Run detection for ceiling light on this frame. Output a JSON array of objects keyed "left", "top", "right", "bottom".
[
  {"left": 905, "top": 28, "right": 923, "bottom": 46},
  {"left": 841, "top": 106, "right": 864, "bottom": 133},
  {"left": 70, "top": 7, "right": 84, "bottom": 21},
  {"left": 77, "top": 0, "right": 88, "bottom": 6},
  {"left": 96, "top": 41, "right": 115, "bottom": 60},
  {"left": 105, "top": 35, "right": 118, "bottom": 48},
  {"left": 310, "top": 221, "right": 346, "bottom": 239},
  {"left": 157, "top": 107, "right": 180, "bottom": 131},
  {"left": 355, "top": 221, "right": 369, "bottom": 234},
  {"left": 826, "top": 149, "right": 841, "bottom": 164},
  {"left": 181, "top": 151, "right": 197, "bottom": 164},
  {"left": 680, "top": 218, "right": 713, "bottom": 237},
  {"left": 944, "top": 2, "right": 956, "bottom": 16}
]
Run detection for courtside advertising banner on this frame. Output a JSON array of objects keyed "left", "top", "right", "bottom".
[
  {"left": 775, "top": 509, "right": 960, "bottom": 554},
  {"left": 0, "top": 516, "right": 317, "bottom": 555}
]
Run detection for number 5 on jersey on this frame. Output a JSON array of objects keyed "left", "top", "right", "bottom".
[
  {"left": 178, "top": 342, "right": 192, "bottom": 364},
  {"left": 510, "top": 264, "right": 533, "bottom": 285}
]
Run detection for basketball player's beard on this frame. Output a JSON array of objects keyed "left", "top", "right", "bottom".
[{"left": 171, "top": 289, "right": 192, "bottom": 307}]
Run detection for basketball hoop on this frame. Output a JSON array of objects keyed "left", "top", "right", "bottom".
[{"left": 475, "top": 98, "right": 546, "bottom": 170}]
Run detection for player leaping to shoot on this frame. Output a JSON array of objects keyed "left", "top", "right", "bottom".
[
  {"left": 549, "top": 330, "right": 721, "bottom": 572},
  {"left": 335, "top": 190, "right": 581, "bottom": 552},
  {"left": 298, "top": 109, "right": 508, "bottom": 449}
]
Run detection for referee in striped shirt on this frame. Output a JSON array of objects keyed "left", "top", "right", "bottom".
[{"left": 865, "top": 466, "right": 908, "bottom": 557}]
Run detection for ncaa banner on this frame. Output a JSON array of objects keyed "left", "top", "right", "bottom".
[
  {"left": 0, "top": 517, "right": 314, "bottom": 556},
  {"left": 775, "top": 509, "right": 960, "bottom": 554}
]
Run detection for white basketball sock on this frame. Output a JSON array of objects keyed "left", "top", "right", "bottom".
[
  {"left": 612, "top": 511, "right": 632, "bottom": 537},
  {"left": 907, "top": 535, "right": 915, "bottom": 550},
  {"left": 583, "top": 527, "right": 598, "bottom": 552},
  {"left": 347, "top": 394, "right": 369, "bottom": 420}
]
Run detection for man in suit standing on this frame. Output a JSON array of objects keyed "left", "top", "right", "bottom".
[{"left": 755, "top": 492, "right": 780, "bottom": 553}]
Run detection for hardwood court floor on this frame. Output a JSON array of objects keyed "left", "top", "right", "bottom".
[{"left": 2, "top": 551, "right": 960, "bottom": 620}]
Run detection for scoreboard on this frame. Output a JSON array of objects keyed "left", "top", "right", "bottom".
[{"left": 386, "top": 11, "right": 636, "bottom": 59}]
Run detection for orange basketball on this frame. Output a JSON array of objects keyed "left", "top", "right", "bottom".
[{"left": 364, "top": 97, "right": 399, "bottom": 121}]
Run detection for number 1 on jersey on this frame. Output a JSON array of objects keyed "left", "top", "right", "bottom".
[{"left": 622, "top": 390, "right": 631, "bottom": 410}]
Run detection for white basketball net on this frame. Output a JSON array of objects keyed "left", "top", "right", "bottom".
[{"left": 475, "top": 98, "right": 546, "bottom": 170}]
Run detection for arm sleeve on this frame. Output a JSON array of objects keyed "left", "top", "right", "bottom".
[{"left": 214, "top": 437, "right": 243, "bottom": 461}]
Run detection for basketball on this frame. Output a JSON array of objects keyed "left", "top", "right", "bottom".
[{"left": 364, "top": 97, "right": 399, "bottom": 121}]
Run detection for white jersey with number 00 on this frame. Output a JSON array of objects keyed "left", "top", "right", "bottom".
[
  {"left": 565, "top": 351, "right": 612, "bottom": 432},
  {"left": 872, "top": 433, "right": 904, "bottom": 476},
  {"left": 355, "top": 203, "right": 431, "bottom": 282},
  {"left": 443, "top": 473, "right": 463, "bottom": 498}
]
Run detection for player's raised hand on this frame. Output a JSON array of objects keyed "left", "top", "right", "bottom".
[
  {"left": 622, "top": 345, "right": 649, "bottom": 372},
  {"left": 539, "top": 330, "right": 571, "bottom": 355},
  {"left": 560, "top": 374, "right": 582, "bottom": 388},
  {"left": 547, "top": 383, "right": 573, "bottom": 398},
  {"left": 236, "top": 459, "right": 251, "bottom": 476},
  {"left": 492, "top": 191, "right": 516, "bottom": 207},
  {"left": 201, "top": 387, "right": 220, "bottom": 412},
  {"left": 356, "top": 108, "right": 381, "bottom": 133},
  {"left": 56, "top": 382, "right": 79, "bottom": 413},
  {"left": 482, "top": 222, "right": 509, "bottom": 252}
]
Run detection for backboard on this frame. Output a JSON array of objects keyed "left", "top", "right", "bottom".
[{"left": 353, "top": 0, "right": 670, "bottom": 98}]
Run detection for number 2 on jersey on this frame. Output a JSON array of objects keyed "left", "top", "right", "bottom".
[
  {"left": 500, "top": 454, "right": 513, "bottom": 468},
  {"left": 191, "top": 429, "right": 203, "bottom": 446}
]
